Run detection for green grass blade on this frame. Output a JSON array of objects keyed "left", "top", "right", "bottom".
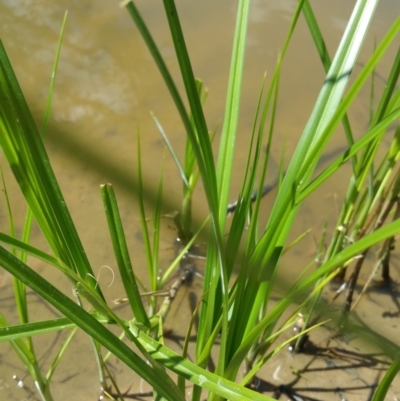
[
  {"left": 130, "top": 327, "right": 276, "bottom": 401},
  {"left": 100, "top": 183, "right": 150, "bottom": 326},
  {"left": 297, "top": 16, "right": 399, "bottom": 186},
  {"left": 0, "top": 167, "right": 16, "bottom": 244},
  {"left": 124, "top": 2, "right": 219, "bottom": 224},
  {"left": 136, "top": 134, "right": 155, "bottom": 294},
  {"left": 372, "top": 353, "right": 400, "bottom": 401},
  {"left": 16, "top": 14, "right": 68, "bottom": 349},
  {"left": 215, "top": 0, "right": 251, "bottom": 375},
  {"left": 240, "top": 320, "right": 327, "bottom": 385},
  {"left": 17, "top": 12, "right": 66, "bottom": 310},
  {"left": 161, "top": 0, "right": 218, "bottom": 219},
  {"left": 302, "top": 0, "right": 331, "bottom": 70},
  {"left": 41, "top": 11, "right": 67, "bottom": 138},
  {"left": 216, "top": 0, "right": 250, "bottom": 226},
  {"left": 219, "top": 0, "right": 301, "bottom": 376},
  {"left": 300, "top": 18, "right": 400, "bottom": 211},
  {"left": 257, "top": 0, "right": 382, "bottom": 275},
  {"left": 299, "top": 108, "right": 400, "bottom": 201},
  {"left": 0, "top": 231, "right": 62, "bottom": 267},
  {"left": 152, "top": 157, "right": 164, "bottom": 291},
  {"left": 225, "top": 0, "right": 385, "bottom": 374},
  {"left": 0, "top": 314, "right": 35, "bottom": 367},
  {"left": 0, "top": 166, "right": 31, "bottom": 328},
  {"left": 160, "top": 0, "right": 227, "bottom": 372},
  {"left": 19, "top": 9, "right": 68, "bottom": 264},
  {"left": 302, "top": 0, "right": 357, "bottom": 163},
  {"left": 293, "top": 218, "right": 400, "bottom": 299},
  {"left": 124, "top": 1, "right": 194, "bottom": 141},
  {"left": 45, "top": 327, "right": 78, "bottom": 383},
  {"left": 159, "top": 216, "right": 208, "bottom": 286},
  {"left": 0, "top": 317, "right": 75, "bottom": 342},
  {"left": 226, "top": 216, "right": 400, "bottom": 373},
  {"left": 223, "top": 70, "right": 278, "bottom": 365},
  {"left": 0, "top": 314, "right": 51, "bottom": 399},
  {"left": 0, "top": 245, "right": 185, "bottom": 401},
  {"left": 225, "top": 74, "right": 268, "bottom": 276},
  {"left": 370, "top": 46, "right": 400, "bottom": 127},
  {"left": 0, "top": 41, "right": 101, "bottom": 295},
  {"left": 151, "top": 112, "right": 189, "bottom": 188}
]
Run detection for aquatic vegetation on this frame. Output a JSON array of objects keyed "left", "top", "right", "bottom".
[{"left": 0, "top": 1, "right": 399, "bottom": 400}]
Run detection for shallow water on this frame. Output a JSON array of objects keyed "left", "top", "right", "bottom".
[{"left": 0, "top": 0, "right": 399, "bottom": 400}]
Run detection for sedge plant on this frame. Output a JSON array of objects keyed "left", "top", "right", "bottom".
[{"left": 0, "top": 0, "right": 399, "bottom": 400}]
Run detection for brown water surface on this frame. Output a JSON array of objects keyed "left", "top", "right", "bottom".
[{"left": 0, "top": 1, "right": 399, "bottom": 400}]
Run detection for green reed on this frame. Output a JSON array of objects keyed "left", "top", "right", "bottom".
[{"left": 0, "top": 0, "right": 399, "bottom": 400}]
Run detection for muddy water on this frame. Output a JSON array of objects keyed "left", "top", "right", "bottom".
[{"left": 0, "top": 0, "right": 399, "bottom": 400}]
